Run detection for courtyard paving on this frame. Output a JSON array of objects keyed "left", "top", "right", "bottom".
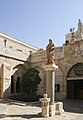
[{"left": 0, "top": 99, "right": 83, "bottom": 120}]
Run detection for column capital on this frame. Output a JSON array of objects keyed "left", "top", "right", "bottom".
[{"left": 44, "top": 64, "right": 58, "bottom": 71}]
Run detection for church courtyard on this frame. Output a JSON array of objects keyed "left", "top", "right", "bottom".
[{"left": 0, "top": 99, "right": 83, "bottom": 120}]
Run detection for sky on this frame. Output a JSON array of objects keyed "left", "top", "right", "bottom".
[{"left": 0, "top": 0, "right": 83, "bottom": 48}]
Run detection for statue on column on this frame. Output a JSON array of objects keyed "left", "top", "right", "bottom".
[{"left": 46, "top": 39, "right": 55, "bottom": 64}]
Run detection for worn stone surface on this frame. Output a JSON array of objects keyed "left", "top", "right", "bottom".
[{"left": 0, "top": 100, "right": 83, "bottom": 120}]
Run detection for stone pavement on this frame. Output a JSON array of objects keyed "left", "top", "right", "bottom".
[{"left": 0, "top": 99, "right": 83, "bottom": 120}]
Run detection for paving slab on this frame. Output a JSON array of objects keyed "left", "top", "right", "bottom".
[{"left": 0, "top": 99, "right": 83, "bottom": 120}]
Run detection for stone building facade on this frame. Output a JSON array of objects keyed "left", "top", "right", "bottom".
[
  {"left": 0, "top": 19, "right": 83, "bottom": 100},
  {"left": 0, "top": 32, "right": 38, "bottom": 98}
]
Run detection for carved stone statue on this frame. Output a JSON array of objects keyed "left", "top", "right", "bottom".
[
  {"left": 46, "top": 39, "right": 55, "bottom": 64},
  {"left": 78, "top": 19, "right": 82, "bottom": 33}
]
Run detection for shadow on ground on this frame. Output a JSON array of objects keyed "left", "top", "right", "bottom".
[
  {"left": 64, "top": 100, "right": 83, "bottom": 114},
  {"left": 0, "top": 99, "right": 83, "bottom": 119},
  {"left": 0, "top": 114, "right": 7, "bottom": 118},
  {"left": 0, "top": 114, "right": 41, "bottom": 119},
  {"left": 0, "top": 99, "right": 41, "bottom": 107},
  {"left": 7, "top": 114, "right": 42, "bottom": 119}
]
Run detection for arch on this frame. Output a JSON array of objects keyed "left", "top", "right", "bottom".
[
  {"left": 67, "top": 63, "right": 83, "bottom": 99},
  {"left": 13, "top": 64, "right": 25, "bottom": 70},
  {"left": 67, "top": 62, "right": 83, "bottom": 78},
  {"left": 12, "top": 64, "right": 26, "bottom": 76}
]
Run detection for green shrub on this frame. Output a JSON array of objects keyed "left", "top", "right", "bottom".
[{"left": 21, "top": 68, "right": 41, "bottom": 102}]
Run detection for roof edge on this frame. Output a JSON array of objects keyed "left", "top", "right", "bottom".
[{"left": 0, "top": 32, "right": 39, "bottom": 51}]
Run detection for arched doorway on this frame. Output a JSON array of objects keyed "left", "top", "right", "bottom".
[{"left": 67, "top": 63, "right": 83, "bottom": 100}]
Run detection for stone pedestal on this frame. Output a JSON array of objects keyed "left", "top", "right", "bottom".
[
  {"left": 49, "top": 104, "right": 55, "bottom": 116},
  {"left": 55, "top": 102, "right": 64, "bottom": 115},
  {"left": 39, "top": 94, "right": 50, "bottom": 117}
]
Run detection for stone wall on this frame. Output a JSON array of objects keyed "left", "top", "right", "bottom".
[
  {"left": 31, "top": 39, "right": 83, "bottom": 100},
  {"left": 0, "top": 33, "right": 38, "bottom": 61},
  {"left": 0, "top": 56, "right": 24, "bottom": 98}
]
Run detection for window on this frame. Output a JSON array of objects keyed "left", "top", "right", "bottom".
[
  {"left": 16, "top": 76, "right": 20, "bottom": 93},
  {"left": 4, "top": 39, "right": 7, "bottom": 46},
  {"left": 55, "top": 84, "right": 60, "bottom": 92},
  {"left": 11, "top": 76, "right": 14, "bottom": 93}
]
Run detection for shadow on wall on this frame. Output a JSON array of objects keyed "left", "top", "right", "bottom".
[
  {"left": 3, "top": 54, "right": 42, "bottom": 101},
  {"left": 64, "top": 99, "right": 83, "bottom": 114},
  {"left": 3, "top": 55, "right": 31, "bottom": 99}
]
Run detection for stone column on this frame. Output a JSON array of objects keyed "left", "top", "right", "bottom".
[
  {"left": 0, "top": 64, "right": 4, "bottom": 98},
  {"left": 46, "top": 70, "right": 55, "bottom": 104},
  {"left": 44, "top": 64, "right": 58, "bottom": 116},
  {"left": 45, "top": 64, "right": 58, "bottom": 104},
  {"left": 1, "top": 63, "right": 11, "bottom": 98}
]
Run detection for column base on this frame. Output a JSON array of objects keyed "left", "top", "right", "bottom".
[
  {"left": 38, "top": 112, "right": 49, "bottom": 117},
  {"left": 41, "top": 106, "right": 50, "bottom": 117}
]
